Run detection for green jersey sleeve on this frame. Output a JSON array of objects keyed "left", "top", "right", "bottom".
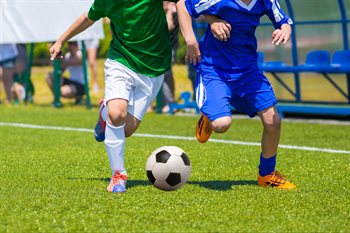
[{"left": 88, "top": 0, "right": 107, "bottom": 21}]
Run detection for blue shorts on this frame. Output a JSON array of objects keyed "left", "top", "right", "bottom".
[{"left": 195, "top": 71, "right": 277, "bottom": 121}]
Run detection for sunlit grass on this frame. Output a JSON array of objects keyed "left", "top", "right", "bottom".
[{"left": 1, "top": 106, "right": 349, "bottom": 232}]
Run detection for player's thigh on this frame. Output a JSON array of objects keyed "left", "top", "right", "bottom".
[
  {"left": 124, "top": 74, "right": 163, "bottom": 136},
  {"left": 104, "top": 59, "right": 134, "bottom": 104},
  {"left": 196, "top": 74, "right": 232, "bottom": 122},
  {"left": 104, "top": 59, "right": 163, "bottom": 132},
  {"left": 129, "top": 73, "right": 164, "bottom": 121}
]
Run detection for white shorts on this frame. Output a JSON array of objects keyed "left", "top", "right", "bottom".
[{"left": 104, "top": 59, "right": 164, "bottom": 120}]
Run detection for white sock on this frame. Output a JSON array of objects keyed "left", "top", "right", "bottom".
[{"left": 104, "top": 121, "right": 126, "bottom": 176}]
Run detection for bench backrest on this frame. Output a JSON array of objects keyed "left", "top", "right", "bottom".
[
  {"left": 331, "top": 50, "right": 350, "bottom": 67},
  {"left": 304, "top": 50, "right": 330, "bottom": 67}
]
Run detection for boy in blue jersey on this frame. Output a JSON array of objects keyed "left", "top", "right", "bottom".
[{"left": 176, "top": 0, "right": 296, "bottom": 189}]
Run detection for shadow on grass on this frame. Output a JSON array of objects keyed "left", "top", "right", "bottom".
[
  {"left": 68, "top": 178, "right": 256, "bottom": 191},
  {"left": 188, "top": 180, "right": 256, "bottom": 190}
]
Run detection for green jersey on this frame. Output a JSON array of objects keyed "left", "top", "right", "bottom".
[{"left": 88, "top": 0, "right": 178, "bottom": 77}]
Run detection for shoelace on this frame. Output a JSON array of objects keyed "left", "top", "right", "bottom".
[
  {"left": 203, "top": 122, "right": 212, "bottom": 133},
  {"left": 269, "top": 171, "right": 287, "bottom": 185},
  {"left": 111, "top": 172, "right": 127, "bottom": 184}
]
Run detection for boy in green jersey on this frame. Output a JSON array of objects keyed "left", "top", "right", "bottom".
[{"left": 50, "top": 0, "right": 178, "bottom": 193}]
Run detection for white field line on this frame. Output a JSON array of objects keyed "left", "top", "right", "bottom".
[{"left": 1, "top": 122, "right": 350, "bottom": 155}]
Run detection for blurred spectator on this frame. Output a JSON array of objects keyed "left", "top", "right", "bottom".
[
  {"left": 11, "top": 44, "right": 28, "bottom": 104},
  {"left": 187, "top": 16, "right": 207, "bottom": 100},
  {"left": 80, "top": 39, "right": 100, "bottom": 93},
  {"left": 162, "top": 1, "right": 179, "bottom": 112},
  {"left": 46, "top": 41, "right": 85, "bottom": 104},
  {"left": 0, "top": 44, "right": 18, "bottom": 105}
]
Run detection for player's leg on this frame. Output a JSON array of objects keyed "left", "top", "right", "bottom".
[
  {"left": 104, "top": 97, "right": 129, "bottom": 193},
  {"left": 100, "top": 59, "right": 164, "bottom": 193},
  {"left": 257, "top": 106, "right": 295, "bottom": 189},
  {"left": 258, "top": 106, "right": 281, "bottom": 158},
  {"left": 101, "top": 59, "right": 133, "bottom": 193},
  {"left": 237, "top": 73, "right": 296, "bottom": 189},
  {"left": 195, "top": 74, "right": 233, "bottom": 143}
]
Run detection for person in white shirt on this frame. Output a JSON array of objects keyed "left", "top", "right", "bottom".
[{"left": 46, "top": 41, "right": 85, "bottom": 104}]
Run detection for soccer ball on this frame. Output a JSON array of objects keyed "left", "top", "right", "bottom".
[{"left": 146, "top": 146, "right": 191, "bottom": 191}]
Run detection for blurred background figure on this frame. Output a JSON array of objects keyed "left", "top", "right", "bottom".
[
  {"left": 80, "top": 39, "right": 100, "bottom": 93},
  {"left": 0, "top": 43, "right": 18, "bottom": 105},
  {"left": 162, "top": 1, "right": 179, "bottom": 112},
  {"left": 46, "top": 41, "right": 85, "bottom": 104},
  {"left": 11, "top": 44, "right": 28, "bottom": 104}
]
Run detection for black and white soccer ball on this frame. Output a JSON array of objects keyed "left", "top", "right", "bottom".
[{"left": 146, "top": 146, "right": 191, "bottom": 191}]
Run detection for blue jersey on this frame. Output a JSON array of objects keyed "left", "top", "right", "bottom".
[{"left": 185, "top": 0, "right": 292, "bottom": 80}]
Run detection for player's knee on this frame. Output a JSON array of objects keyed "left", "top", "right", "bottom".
[
  {"left": 212, "top": 116, "right": 232, "bottom": 133},
  {"left": 108, "top": 108, "right": 128, "bottom": 126},
  {"left": 263, "top": 113, "right": 281, "bottom": 131}
]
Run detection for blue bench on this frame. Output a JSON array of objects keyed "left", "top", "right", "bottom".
[
  {"left": 168, "top": 91, "right": 199, "bottom": 114},
  {"left": 260, "top": 50, "right": 350, "bottom": 73},
  {"left": 259, "top": 50, "right": 350, "bottom": 117}
]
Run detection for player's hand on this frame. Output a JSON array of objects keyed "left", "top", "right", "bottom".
[
  {"left": 272, "top": 24, "right": 291, "bottom": 45},
  {"left": 49, "top": 42, "right": 63, "bottom": 60},
  {"left": 185, "top": 39, "right": 201, "bottom": 65},
  {"left": 210, "top": 19, "right": 231, "bottom": 42}
]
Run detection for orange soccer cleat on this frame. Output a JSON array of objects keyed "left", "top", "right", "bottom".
[
  {"left": 195, "top": 114, "right": 213, "bottom": 143},
  {"left": 258, "top": 171, "right": 296, "bottom": 190}
]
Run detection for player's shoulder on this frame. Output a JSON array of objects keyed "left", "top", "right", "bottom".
[
  {"left": 261, "top": 0, "right": 280, "bottom": 6},
  {"left": 262, "top": 0, "right": 278, "bottom": 3},
  {"left": 191, "top": 0, "right": 224, "bottom": 7},
  {"left": 260, "top": 0, "right": 279, "bottom": 9}
]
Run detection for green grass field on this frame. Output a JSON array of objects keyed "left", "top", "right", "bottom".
[{"left": 1, "top": 105, "right": 349, "bottom": 232}]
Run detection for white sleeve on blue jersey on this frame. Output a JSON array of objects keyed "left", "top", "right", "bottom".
[
  {"left": 185, "top": 0, "right": 222, "bottom": 18},
  {"left": 265, "top": 0, "right": 293, "bottom": 28}
]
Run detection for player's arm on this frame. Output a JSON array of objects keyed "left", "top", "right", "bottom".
[
  {"left": 265, "top": 0, "right": 293, "bottom": 46},
  {"left": 271, "top": 23, "right": 291, "bottom": 45},
  {"left": 50, "top": 12, "right": 95, "bottom": 60},
  {"left": 176, "top": 0, "right": 201, "bottom": 65},
  {"left": 205, "top": 15, "right": 231, "bottom": 42}
]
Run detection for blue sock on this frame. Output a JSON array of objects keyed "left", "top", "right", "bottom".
[{"left": 258, "top": 153, "right": 276, "bottom": 176}]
